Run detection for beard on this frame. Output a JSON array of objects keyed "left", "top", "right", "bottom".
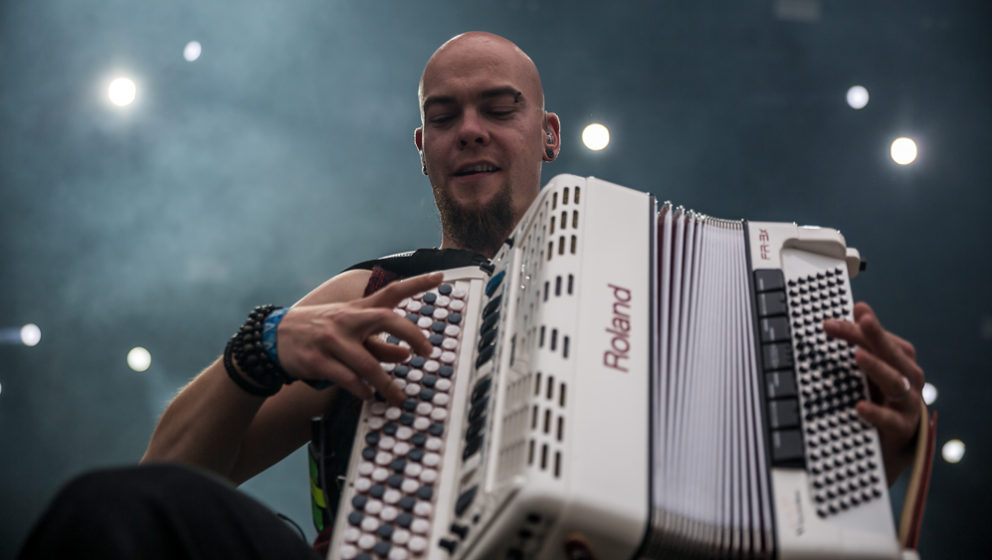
[{"left": 433, "top": 181, "right": 515, "bottom": 258}]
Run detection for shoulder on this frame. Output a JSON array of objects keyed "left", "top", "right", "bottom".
[{"left": 294, "top": 269, "right": 372, "bottom": 307}]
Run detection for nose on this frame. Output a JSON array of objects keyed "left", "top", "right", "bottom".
[{"left": 457, "top": 110, "right": 490, "bottom": 147}]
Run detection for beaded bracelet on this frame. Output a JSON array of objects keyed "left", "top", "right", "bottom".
[{"left": 223, "top": 305, "right": 291, "bottom": 397}]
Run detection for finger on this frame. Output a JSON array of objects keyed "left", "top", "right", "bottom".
[
  {"left": 857, "top": 309, "right": 925, "bottom": 389},
  {"left": 334, "top": 340, "right": 406, "bottom": 405},
  {"left": 364, "top": 272, "right": 444, "bottom": 309},
  {"left": 304, "top": 355, "right": 374, "bottom": 401},
  {"left": 856, "top": 399, "right": 918, "bottom": 439},
  {"left": 855, "top": 349, "right": 915, "bottom": 408},
  {"left": 887, "top": 331, "right": 917, "bottom": 362},
  {"left": 364, "top": 309, "right": 435, "bottom": 358},
  {"left": 365, "top": 336, "right": 413, "bottom": 363}
]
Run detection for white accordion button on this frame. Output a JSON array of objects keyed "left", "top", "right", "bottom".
[
  {"left": 404, "top": 462, "right": 423, "bottom": 478},
  {"left": 385, "top": 407, "right": 402, "bottom": 420},
  {"left": 343, "top": 527, "right": 361, "bottom": 542},
  {"left": 393, "top": 442, "right": 412, "bottom": 456},
  {"left": 375, "top": 452, "right": 393, "bottom": 465},
  {"left": 419, "top": 468, "right": 438, "bottom": 484},
  {"left": 430, "top": 346, "right": 442, "bottom": 359},
  {"left": 430, "top": 408, "right": 448, "bottom": 421},
  {"left": 367, "top": 417, "right": 385, "bottom": 430},
  {"left": 395, "top": 426, "right": 413, "bottom": 441},
  {"left": 425, "top": 437, "right": 443, "bottom": 452},
  {"left": 432, "top": 308, "right": 448, "bottom": 320},
  {"left": 416, "top": 402, "right": 433, "bottom": 416},
  {"left": 380, "top": 505, "right": 398, "bottom": 522},
  {"left": 378, "top": 436, "right": 396, "bottom": 450},
  {"left": 401, "top": 478, "right": 419, "bottom": 494},
  {"left": 435, "top": 379, "right": 452, "bottom": 392},
  {"left": 370, "top": 402, "right": 387, "bottom": 416},
  {"left": 435, "top": 295, "right": 450, "bottom": 307},
  {"left": 365, "top": 499, "right": 383, "bottom": 515},
  {"left": 432, "top": 393, "right": 449, "bottom": 406},
  {"left": 414, "top": 501, "right": 433, "bottom": 517},
  {"left": 394, "top": 378, "right": 408, "bottom": 390},
  {"left": 451, "top": 287, "right": 467, "bottom": 299},
  {"left": 440, "top": 351, "right": 457, "bottom": 364},
  {"left": 389, "top": 548, "right": 408, "bottom": 560},
  {"left": 354, "top": 477, "right": 372, "bottom": 492},
  {"left": 357, "top": 462, "right": 374, "bottom": 476},
  {"left": 417, "top": 317, "right": 432, "bottom": 329},
  {"left": 408, "top": 536, "right": 427, "bottom": 553},
  {"left": 340, "top": 544, "right": 358, "bottom": 559},
  {"left": 371, "top": 467, "right": 389, "bottom": 482},
  {"left": 443, "top": 325, "right": 461, "bottom": 338},
  {"left": 422, "top": 452, "right": 442, "bottom": 467},
  {"left": 404, "top": 383, "right": 422, "bottom": 396},
  {"left": 424, "top": 360, "right": 440, "bottom": 373},
  {"left": 411, "top": 519, "right": 431, "bottom": 534},
  {"left": 383, "top": 488, "right": 402, "bottom": 504},
  {"left": 406, "top": 300, "right": 422, "bottom": 313},
  {"left": 360, "top": 517, "right": 378, "bottom": 533},
  {"left": 407, "top": 369, "right": 424, "bottom": 382},
  {"left": 413, "top": 417, "right": 430, "bottom": 431},
  {"left": 448, "top": 299, "right": 465, "bottom": 311},
  {"left": 393, "top": 529, "right": 411, "bottom": 545}
]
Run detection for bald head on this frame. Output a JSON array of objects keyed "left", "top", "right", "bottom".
[{"left": 419, "top": 32, "right": 545, "bottom": 123}]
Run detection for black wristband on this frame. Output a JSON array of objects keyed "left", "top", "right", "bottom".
[
  {"left": 224, "top": 305, "right": 293, "bottom": 397},
  {"left": 223, "top": 338, "right": 280, "bottom": 397}
]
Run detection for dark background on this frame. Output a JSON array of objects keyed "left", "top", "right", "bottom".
[{"left": 1, "top": 1, "right": 989, "bottom": 557}]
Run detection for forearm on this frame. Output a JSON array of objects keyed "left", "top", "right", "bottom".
[{"left": 141, "top": 357, "right": 266, "bottom": 478}]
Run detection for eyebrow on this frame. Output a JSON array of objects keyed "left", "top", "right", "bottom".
[{"left": 422, "top": 87, "right": 524, "bottom": 114}]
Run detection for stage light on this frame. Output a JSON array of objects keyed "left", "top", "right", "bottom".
[
  {"left": 890, "top": 137, "right": 918, "bottom": 165},
  {"left": 921, "top": 382, "right": 937, "bottom": 405},
  {"left": 941, "top": 439, "right": 965, "bottom": 464},
  {"left": 582, "top": 123, "right": 610, "bottom": 151},
  {"left": 20, "top": 324, "right": 41, "bottom": 347},
  {"left": 846, "top": 85, "right": 869, "bottom": 109},
  {"left": 127, "top": 346, "right": 152, "bottom": 372},
  {"left": 108, "top": 77, "right": 136, "bottom": 106},
  {"left": 184, "top": 41, "right": 202, "bottom": 62}
]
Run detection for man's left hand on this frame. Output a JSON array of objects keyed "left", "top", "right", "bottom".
[{"left": 823, "top": 302, "right": 924, "bottom": 485}]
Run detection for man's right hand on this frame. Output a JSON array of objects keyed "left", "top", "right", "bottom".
[{"left": 275, "top": 272, "right": 443, "bottom": 406}]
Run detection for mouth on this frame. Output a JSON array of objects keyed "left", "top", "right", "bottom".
[{"left": 453, "top": 163, "right": 501, "bottom": 177}]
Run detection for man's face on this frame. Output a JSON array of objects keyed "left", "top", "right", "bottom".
[{"left": 415, "top": 36, "right": 558, "bottom": 254}]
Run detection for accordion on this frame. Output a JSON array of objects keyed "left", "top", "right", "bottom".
[{"left": 319, "top": 174, "right": 911, "bottom": 560}]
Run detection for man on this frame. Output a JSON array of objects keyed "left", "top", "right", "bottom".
[{"left": 21, "top": 32, "right": 925, "bottom": 558}]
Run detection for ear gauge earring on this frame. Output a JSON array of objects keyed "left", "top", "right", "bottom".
[{"left": 545, "top": 148, "right": 555, "bottom": 160}]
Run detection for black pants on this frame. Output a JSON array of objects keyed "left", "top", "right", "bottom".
[{"left": 19, "top": 463, "right": 322, "bottom": 560}]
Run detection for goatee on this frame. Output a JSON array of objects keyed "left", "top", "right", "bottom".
[{"left": 434, "top": 183, "right": 515, "bottom": 258}]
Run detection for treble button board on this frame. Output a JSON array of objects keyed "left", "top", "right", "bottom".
[{"left": 333, "top": 279, "right": 471, "bottom": 560}]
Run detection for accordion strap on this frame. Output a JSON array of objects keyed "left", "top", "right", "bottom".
[{"left": 897, "top": 400, "right": 937, "bottom": 549}]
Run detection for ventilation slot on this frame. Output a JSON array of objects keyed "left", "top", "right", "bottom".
[
  {"left": 568, "top": 274, "right": 574, "bottom": 295},
  {"left": 555, "top": 275, "right": 562, "bottom": 296},
  {"left": 563, "top": 186, "right": 570, "bottom": 205}
]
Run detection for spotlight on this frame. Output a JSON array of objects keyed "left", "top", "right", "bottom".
[
  {"left": 20, "top": 323, "right": 41, "bottom": 347},
  {"left": 941, "top": 439, "right": 965, "bottom": 464},
  {"left": 127, "top": 346, "right": 152, "bottom": 372},
  {"left": 108, "top": 77, "right": 137, "bottom": 106},
  {"left": 582, "top": 123, "right": 610, "bottom": 151},
  {"left": 846, "top": 85, "right": 869, "bottom": 109},
  {"left": 184, "top": 41, "right": 202, "bottom": 62},
  {"left": 921, "top": 382, "right": 937, "bottom": 405},
  {"left": 890, "top": 137, "right": 918, "bottom": 165}
]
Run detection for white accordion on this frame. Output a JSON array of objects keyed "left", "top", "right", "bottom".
[{"left": 325, "top": 175, "right": 911, "bottom": 560}]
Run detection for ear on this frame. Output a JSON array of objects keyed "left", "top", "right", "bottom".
[
  {"left": 414, "top": 128, "right": 427, "bottom": 175},
  {"left": 543, "top": 112, "right": 562, "bottom": 161}
]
